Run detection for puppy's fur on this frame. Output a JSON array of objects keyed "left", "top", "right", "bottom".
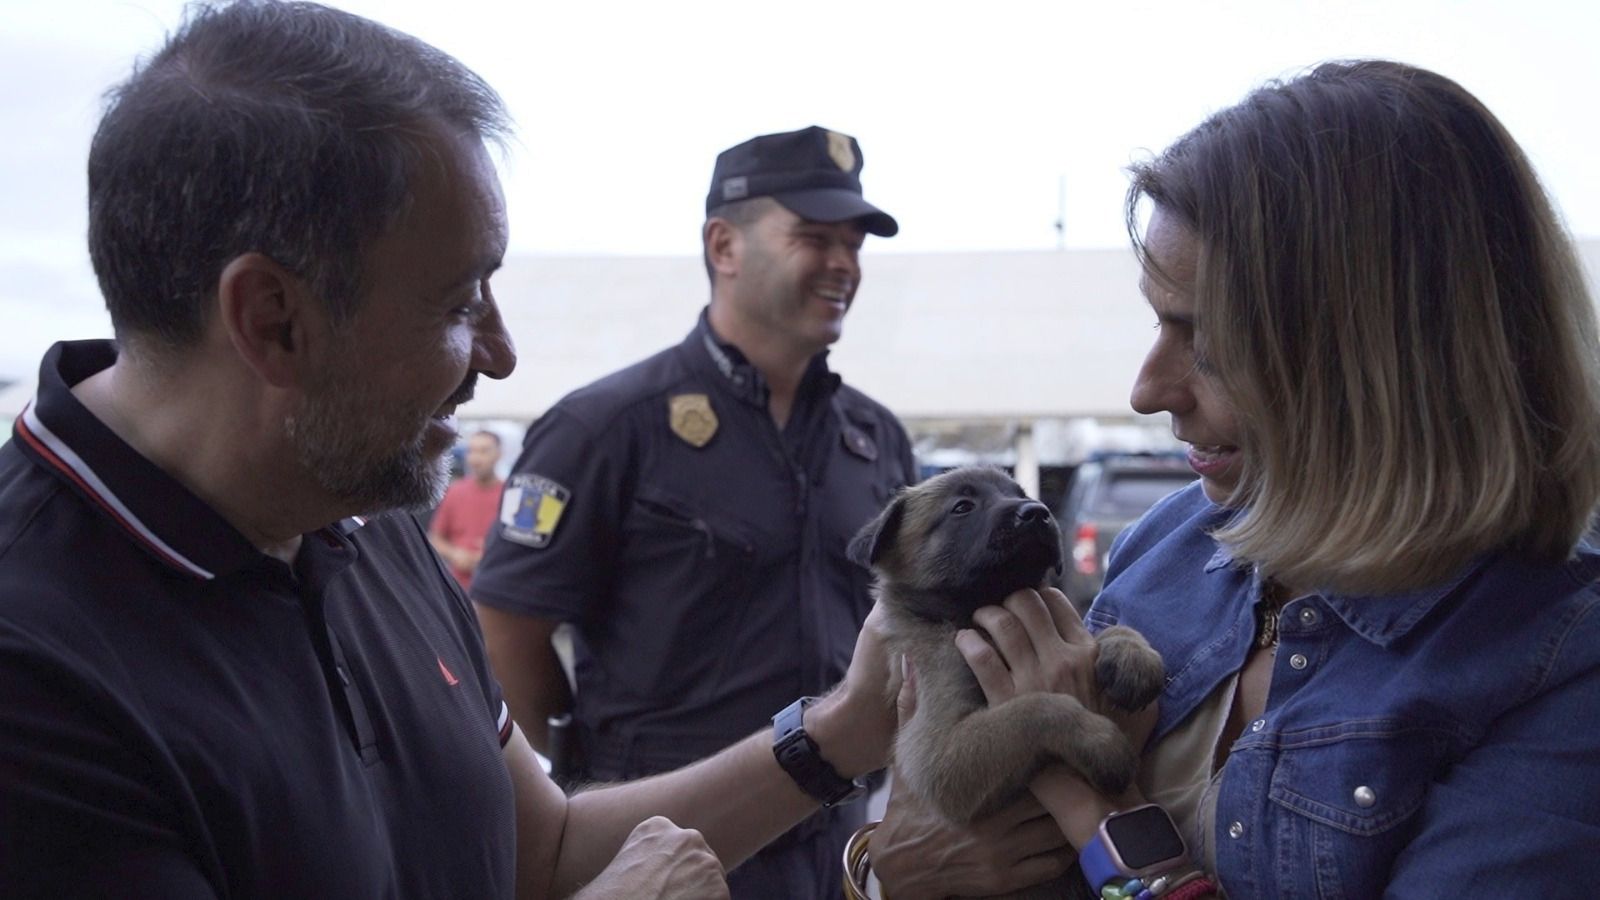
[{"left": 850, "top": 466, "right": 1164, "bottom": 900}]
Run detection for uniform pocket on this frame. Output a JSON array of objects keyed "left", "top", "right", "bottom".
[{"left": 614, "top": 487, "right": 759, "bottom": 701}]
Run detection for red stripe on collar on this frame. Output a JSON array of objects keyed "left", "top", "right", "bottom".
[{"left": 16, "top": 403, "right": 214, "bottom": 581}]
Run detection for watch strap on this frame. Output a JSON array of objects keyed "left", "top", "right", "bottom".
[
  {"left": 1078, "top": 830, "right": 1123, "bottom": 893},
  {"left": 771, "top": 697, "right": 864, "bottom": 807}
]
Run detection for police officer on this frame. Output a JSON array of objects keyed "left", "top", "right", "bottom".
[{"left": 473, "top": 125, "right": 917, "bottom": 898}]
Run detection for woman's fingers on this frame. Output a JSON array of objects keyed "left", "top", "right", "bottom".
[
  {"left": 956, "top": 628, "right": 1017, "bottom": 705},
  {"left": 1038, "top": 586, "right": 1091, "bottom": 643},
  {"left": 966, "top": 589, "right": 1099, "bottom": 699}
]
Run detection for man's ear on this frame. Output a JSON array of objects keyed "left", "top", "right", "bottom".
[
  {"left": 215, "top": 252, "right": 316, "bottom": 388},
  {"left": 704, "top": 218, "right": 741, "bottom": 280},
  {"left": 848, "top": 489, "right": 908, "bottom": 569}
]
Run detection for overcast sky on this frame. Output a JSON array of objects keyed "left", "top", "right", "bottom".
[{"left": 2, "top": 0, "right": 1597, "bottom": 382}]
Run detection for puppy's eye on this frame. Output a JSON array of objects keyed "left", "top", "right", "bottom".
[{"left": 951, "top": 499, "right": 975, "bottom": 515}]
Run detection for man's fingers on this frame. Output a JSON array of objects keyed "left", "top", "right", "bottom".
[{"left": 895, "top": 654, "right": 918, "bottom": 724}]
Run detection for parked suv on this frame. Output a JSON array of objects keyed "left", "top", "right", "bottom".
[{"left": 1053, "top": 452, "right": 1198, "bottom": 611}]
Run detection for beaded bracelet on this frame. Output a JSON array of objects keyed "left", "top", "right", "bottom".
[
  {"left": 1098, "top": 871, "right": 1217, "bottom": 900},
  {"left": 1162, "top": 876, "right": 1219, "bottom": 900}
]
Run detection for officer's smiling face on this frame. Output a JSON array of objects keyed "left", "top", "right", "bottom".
[
  {"left": 288, "top": 123, "right": 517, "bottom": 513},
  {"left": 732, "top": 203, "right": 866, "bottom": 353}
]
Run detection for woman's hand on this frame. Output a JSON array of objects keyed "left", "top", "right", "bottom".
[
  {"left": 955, "top": 587, "right": 1163, "bottom": 850},
  {"left": 873, "top": 651, "right": 1073, "bottom": 898},
  {"left": 871, "top": 783, "right": 1073, "bottom": 899},
  {"left": 957, "top": 587, "right": 1102, "bottom": 707}
]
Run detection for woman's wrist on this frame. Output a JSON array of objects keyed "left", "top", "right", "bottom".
[{"left": 1028, "top": 765, "right": 1146, "bottom": 849}]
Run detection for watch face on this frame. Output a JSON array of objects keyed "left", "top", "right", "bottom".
[{"left": 1105, "top": 805, "right": 1186, "bottom": 869}]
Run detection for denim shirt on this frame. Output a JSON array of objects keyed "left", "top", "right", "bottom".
[{"left": 1085, "top": 482, "right": 1600, "bottom": 897}]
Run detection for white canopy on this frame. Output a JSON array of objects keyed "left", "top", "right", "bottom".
[{"left": 5, "top": 241, "right": 1599, "bottom": 425}]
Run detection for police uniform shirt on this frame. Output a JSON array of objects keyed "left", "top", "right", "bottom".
[
  {"left": 473, "top": 311, "right": 917, "bottom": 774},
  {"left": 0, "top": 341, "right": 516, "bottom": 899}
]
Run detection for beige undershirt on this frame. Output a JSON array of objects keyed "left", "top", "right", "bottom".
[
  {"left": 1140, "top": 633, "right": 1278, "bottom": 900},
  {"left": 1138, "top": 675, "right": 1235, "bottom": 883}
]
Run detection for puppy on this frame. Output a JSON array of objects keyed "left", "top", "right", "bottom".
[{"left": 849, "top": 466, "right": 1164, "bottom": 900}]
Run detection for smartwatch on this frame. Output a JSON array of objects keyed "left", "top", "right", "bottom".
[
  {"left": 771, "top": 697, "right": 866, "bottom": 807},
  {"left": 1078, "top": 804, "right": 1189, "bottom": 893}
]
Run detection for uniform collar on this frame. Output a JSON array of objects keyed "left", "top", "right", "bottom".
[
  {"left": 12, "top": 339, "right": 365, "bottom": 582},
  {"left": 686, "top": 308, "right": 841, "bottom": 407},
  {"left": 1199, "top": 504, "right": 1487, "bottom": 648}
]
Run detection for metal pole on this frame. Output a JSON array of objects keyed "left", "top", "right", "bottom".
[{"left": 1015, "top": 420, "right": 1041, "bottom": 500}]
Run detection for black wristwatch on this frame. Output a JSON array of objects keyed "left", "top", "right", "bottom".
[{"left": 771, "top": 697, "right": 866, "bottom": 807}]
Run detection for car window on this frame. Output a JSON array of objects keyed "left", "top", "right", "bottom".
[{"left": 1093, "top": 473, "right": 1195, "bottom": 516}]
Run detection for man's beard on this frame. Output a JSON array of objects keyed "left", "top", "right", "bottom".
[{"left": 286, "top": 368, "right": 453, "bottom": 516}]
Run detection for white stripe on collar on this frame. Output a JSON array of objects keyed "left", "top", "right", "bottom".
[{"left": 22, "top": 402, "right": 215, "bottom": 581}]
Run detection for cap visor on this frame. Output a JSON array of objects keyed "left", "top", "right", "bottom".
[{"left": 772, "top": 189, "right": 899, "bottom": 237}]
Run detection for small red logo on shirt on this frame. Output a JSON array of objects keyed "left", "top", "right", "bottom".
[{"left": 437, "top": 657, "right": 461, "bottom": 686}]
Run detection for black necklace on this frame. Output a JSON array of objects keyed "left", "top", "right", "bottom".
[{"left": 1255, "top": 578, "right": 1289, "bottom": 649}]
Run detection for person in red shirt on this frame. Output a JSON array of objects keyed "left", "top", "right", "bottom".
[{"left": 430, "top": 430, "right": 504, "bottom": 590}]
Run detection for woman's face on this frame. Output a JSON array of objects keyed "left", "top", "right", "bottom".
[{"left": 1130, "top": 209, "right": 1243, "bottom": 505}]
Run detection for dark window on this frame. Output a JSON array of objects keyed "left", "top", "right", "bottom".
[{"left": 1094, "top": 474, "right": 1195, "bottom": 516}]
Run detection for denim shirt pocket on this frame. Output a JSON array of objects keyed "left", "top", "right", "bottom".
[{"left": 1265, "top": 724, "right": 1447, "bottom": 896}]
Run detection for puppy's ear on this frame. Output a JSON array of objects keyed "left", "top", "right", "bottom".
[{"left": 848, "top": 490, "right": 907, "bottom": 568}]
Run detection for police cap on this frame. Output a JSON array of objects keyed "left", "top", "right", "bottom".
[{"left": 705, "top": 126, "right": 898, "bottom": 237}]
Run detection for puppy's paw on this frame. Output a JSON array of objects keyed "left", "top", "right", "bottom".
[{"left": 1094, "top": 625, "right": 1165, "bottom": 711}]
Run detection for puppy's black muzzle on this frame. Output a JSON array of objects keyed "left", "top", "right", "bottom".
[
  {"left": 987, "top": 498, "right": 1063, "bottom": 578},
  {"left": 1012, "top": 500, "right": 1058, "bottom": 549},
  {"left": 1015, "top": 500, "right": 1052, "bottom": 527}
]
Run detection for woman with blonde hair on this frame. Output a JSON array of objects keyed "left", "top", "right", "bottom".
[{"left": 875, "top": 60, "right": 1600, "bottom": 898}]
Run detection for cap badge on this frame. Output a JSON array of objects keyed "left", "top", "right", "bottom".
[
  {"left": 499, "top": 473, "right": 571, "bottom": 549},
  {"left": 826, "top": 131, "right": 856, "bottom": 172},
  {"left": 669, "top": 393, "right": 719, "bottom": 448}
]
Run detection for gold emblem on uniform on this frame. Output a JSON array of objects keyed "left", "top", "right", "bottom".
[
  {"left": 826, "top": 131, "right": 856, "bottom": 172},
  {"left": 669, "top": 393, "right": 718, "bottom": 448}
]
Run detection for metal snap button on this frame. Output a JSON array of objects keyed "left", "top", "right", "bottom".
[
  {"left": 1289, "top": 653, "right": 1309, "bottom": 670},
  {"left": 1354, "top": 786, "right": 1377, "bottom": 808},
  {"left": 1229, "top": 821, "right": 1245, "bottom": 839},
  {"left": 1299, "top": 607, "right": 1319, "bottom": 626},
  {"left": 1250, "top": 719, "right": 1265, "bottom": 732}
]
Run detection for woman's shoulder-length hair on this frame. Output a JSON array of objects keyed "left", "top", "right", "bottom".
[{"left": 1126, "top": 59, "right": 1600, "bottom": 595}]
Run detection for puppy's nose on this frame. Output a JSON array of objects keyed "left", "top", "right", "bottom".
[{"left": 1015, "top": 501, "right": 1052, "bottom": 524}]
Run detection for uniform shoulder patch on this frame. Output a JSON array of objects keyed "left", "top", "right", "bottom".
[{"left": 498, "top": 473, "right": 571, "bottom": 549}]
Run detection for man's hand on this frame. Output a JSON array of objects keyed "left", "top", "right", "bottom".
[
  {"left": 809, "top": 601, "right": 899, "bottom": 778},
  {"left": 572, "top": 816, "right": 728, "bottom": 900},
  {"left": 872, "top": 784, "right": 1073, "bottom": 899}
]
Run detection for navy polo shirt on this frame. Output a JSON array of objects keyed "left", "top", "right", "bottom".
[
  {"left": 473, "top": 311, "right": 917, "bottom": 774},
  {"left": 0, "top": 341, "right": 516, "bottom": 898}
]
